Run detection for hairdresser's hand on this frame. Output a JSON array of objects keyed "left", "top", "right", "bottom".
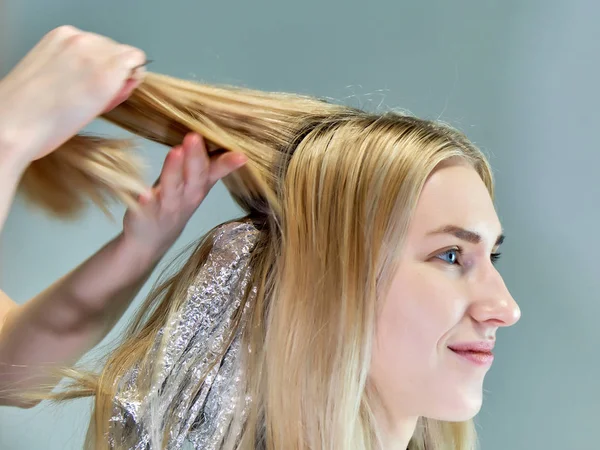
[
  {"left": 120, "top": 133, "right": 248, "bottom": 265},
  {"left": 0, "top": 25, "right": 146, "bottom": 168}
]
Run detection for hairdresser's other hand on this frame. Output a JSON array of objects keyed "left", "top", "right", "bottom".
[
  {"left": 120, "top": 133, "right": 248, "bottom": 265},
  {"left": 0, "top": 25, "right": 146, "bottom": 167}
]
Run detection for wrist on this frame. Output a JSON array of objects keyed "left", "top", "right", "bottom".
[
  {"left": 113, "top": 232, "right": 166, "bottom": 275},
  {"left": 0, "top": 127, "right": 33, "bottom": 173}
]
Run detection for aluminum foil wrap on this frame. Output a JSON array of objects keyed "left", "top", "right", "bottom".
[{"left": 108, "top": 221, "right": 260, "bottom": 449}]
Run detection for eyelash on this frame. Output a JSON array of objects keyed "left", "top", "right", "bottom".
[{"left": 437, "top": 247, "right": 502, "bottom": 266}]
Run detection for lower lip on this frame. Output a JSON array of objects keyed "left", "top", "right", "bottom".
[{"left": 449, "top": 349, "right": 494, "bottom": 366}]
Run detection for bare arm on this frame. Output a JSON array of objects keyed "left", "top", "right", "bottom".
[
  {"left": 0, "top": 27, "right": 147, "bottom": 406},
  {"left": 0, "top": 27, "right": 246, "bottom": 407},
  {"left": 0, "top": 233, "right": 156, "bottom": 407},
  {"left": 0, "top": 133, "right": 246, "bottom": 408},
  {"left": 0, "top": 26, "right": 148, "bottom": 406}
]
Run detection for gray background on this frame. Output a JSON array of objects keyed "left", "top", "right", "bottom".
[{"left": 0, "top": 1, "right": 597, "bottom": 448}]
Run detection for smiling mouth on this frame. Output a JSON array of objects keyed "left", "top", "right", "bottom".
[
  {"left": 447, "top": 342, "right": 495, "bottom": 366},
  {"left": 448, "top": 348, "right": 494, "bottom": 366}
]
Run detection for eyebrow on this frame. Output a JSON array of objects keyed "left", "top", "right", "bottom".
[{"left": 427, "top": 225, "right": 505, "bottom": 246}]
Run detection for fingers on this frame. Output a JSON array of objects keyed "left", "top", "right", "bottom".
[
  {"left": 158, "top": 146, "right": 185, "bottom": 205},
  {"left": 208, "top": 152, "right": 248, "bottom": 186},
  {"left": 102, "top": 75, "right": 144, "bottom": 112},
  {"left": 182, "top": 132, "right": 247, "bottom": 194},
  {"left": 109, "top": 46, "right": 147, "bottom": 77},
  {"left": 54, "top": 26, "right": 147, "bottom": 110},
  {"left": 183, "top": 133, "right": 210, "bottom": 194},
  {"left": 101, "top": 48, "right": 147, "bottom": 112},
  {"left": 154, "top": 133, "right": 248, "bottom": 212}
]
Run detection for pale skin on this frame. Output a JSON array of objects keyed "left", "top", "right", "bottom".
[
  {"left": 371, "top": 159, "right": 521, "bottom": 449},
  {"left": 0, "top": 26, "right": 247, "bottom": 407}
]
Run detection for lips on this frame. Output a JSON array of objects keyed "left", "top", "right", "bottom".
[{"left": 447, "top": 342, "right": 495, "bottom": 366}]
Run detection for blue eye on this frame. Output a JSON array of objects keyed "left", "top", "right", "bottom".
[{"left": 438, "top": 248, "right": 460, "bottom": 265}]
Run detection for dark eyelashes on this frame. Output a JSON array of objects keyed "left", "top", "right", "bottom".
[{"left": 437, "top": 248, "right": 502, "bottom": 266}]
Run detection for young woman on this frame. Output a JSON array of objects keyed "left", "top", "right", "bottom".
[{"left": 25, "top": 69, "right": 521, "bottom": 449}]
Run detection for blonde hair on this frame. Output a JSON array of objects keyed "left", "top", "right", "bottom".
[{"left": 21, "top": 73, "right": 492, "bottom": 450}]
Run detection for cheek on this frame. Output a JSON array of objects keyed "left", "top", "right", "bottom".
[{"left": 376, "top": 266, "right": 467, "bottom": 357}]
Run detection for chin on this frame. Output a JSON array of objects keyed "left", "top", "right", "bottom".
[{"left": 426, "top": 393, "right": 483, "bottom": 422}]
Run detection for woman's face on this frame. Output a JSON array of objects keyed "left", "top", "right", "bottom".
[{"left": 370, "top": 161, "right": 520, "bottom": 426}]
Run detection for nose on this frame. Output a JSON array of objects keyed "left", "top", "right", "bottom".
[{"left": 468, "top": 267, "right": 521, "bottom": 328}]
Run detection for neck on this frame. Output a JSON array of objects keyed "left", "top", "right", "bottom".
[
  {"left": 379, "top": 416, "right": 418, "bottom": 450},
  {"left": 367, "top": 385, "right": 418, "bottom": 449}
]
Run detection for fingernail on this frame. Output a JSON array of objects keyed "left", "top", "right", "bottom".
[
  {"left": 190, "top": 132, "right": 200, "bottom": 143},
  {"left": 130, "top": 60, "right": 152, "bottom": 81},
  {"left": 133, "top": 59, "right": 154, "bottom": 70}
]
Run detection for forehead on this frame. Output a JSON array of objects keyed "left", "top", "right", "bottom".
[{"left": 408, "top": 163, "right": 502, "bottom": 244}]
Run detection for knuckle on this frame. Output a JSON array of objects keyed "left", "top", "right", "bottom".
[
  {"left": 47, "top": 25, "right": 79, "bottom": 41},
  {"left": 62, "top": 31, "right": 88, "bottom": 50},
  {"left": 58, "top": 32, "right": 121, "bottom": 78}
]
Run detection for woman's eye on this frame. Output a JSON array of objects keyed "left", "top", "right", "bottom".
[
  {"left": 437, "top": 248, "right": 460, "bottom": 265},
  {"left": 490, "top": 252, "right": 502, "bottom": 265}
]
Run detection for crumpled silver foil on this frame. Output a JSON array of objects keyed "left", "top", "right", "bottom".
[{"left": 108, "top": 221, "right": 260, "bottom": 449}]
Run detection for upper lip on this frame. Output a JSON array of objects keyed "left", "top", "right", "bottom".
[{"left": 447, "top": 341, "right": 495, "bottom": 353}]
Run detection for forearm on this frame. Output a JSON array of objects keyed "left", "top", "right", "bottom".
[{"left": 0, "top": 233, "right": 161, "bottom": 406}]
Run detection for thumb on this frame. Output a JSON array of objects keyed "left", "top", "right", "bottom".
[{"left": 102, "top": 76, "right": 143, "bottom": 113}]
